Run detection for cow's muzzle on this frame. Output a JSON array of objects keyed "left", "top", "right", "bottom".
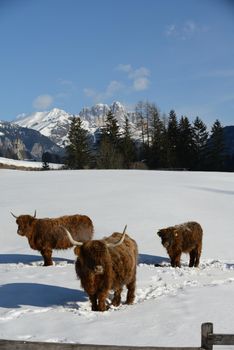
[
  {"left": 94, "top": 265, "right": 104, "bottom": 275},
  {"left": 17, "top": 229, "right": 25, "bottom": 236},
  {"left": 163, "top": 241, "right": 170, "bottom": 248}
]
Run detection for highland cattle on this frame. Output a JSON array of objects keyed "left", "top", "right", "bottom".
[
  {"left": 11, "top": 211, "right": 94, "bottom": 266},
  {"left": 157, "top": 221, "right": 203, "bottom": 267},
  {"left": 64, "top": 225, "right": 138, "bottom": 311}
]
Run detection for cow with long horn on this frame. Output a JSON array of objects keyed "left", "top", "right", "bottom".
[
  {"left": 11, "top": 211, "right": 94, "bottom": 266},
  {"left": 64, "top": 225, "right": 138, "bottom": 312}
]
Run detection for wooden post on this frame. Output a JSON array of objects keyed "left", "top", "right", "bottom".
[{"left": 201, "top": 323, "right": 213, "bottom": 350}]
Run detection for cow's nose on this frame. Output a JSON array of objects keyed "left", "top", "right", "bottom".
[{"left": 94, "top": 265, "right": 104, "bottom": 274}]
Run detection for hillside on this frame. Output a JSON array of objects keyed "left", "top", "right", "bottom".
[
  {"left": 0, "top": 121, "right": 64, "bottom": 161},
  {"left": 14, "top": 108, "right": 73, "bottom": 147},
  {"left": 0, "top": 156, "right": 63, "bottom": 170}
]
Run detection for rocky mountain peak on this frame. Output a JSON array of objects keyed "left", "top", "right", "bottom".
[{"left": 13, "top": 102, "right": 136, "bottom": 147}]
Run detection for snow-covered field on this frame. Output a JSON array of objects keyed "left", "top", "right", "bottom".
[
  {"left": 1, "top": 169, "right": 234, "bottom": 346},
  {"left": 0, "top": 156, "right": 62, "bottom": 169}
]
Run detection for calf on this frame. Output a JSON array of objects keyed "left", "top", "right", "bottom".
[{"left": 157, "top": 221, "right": 203, "bottom": 267}]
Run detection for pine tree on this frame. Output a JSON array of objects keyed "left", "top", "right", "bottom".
[
  {"left": 148, "top": 104, "right": 165, "bottom": 169},
  {"left": 41, "top": 152, "right": 50, "bottom": 170},
  {"left": 193, "top": 116, "right": 209, "bottom": 170},
  {"left": 65, "top": 116, "right": 91, "bottom": 169},
  {"left": 177, "top": 116, "right": 196, "bottom": 169},
  {"left": 42, "top": 160, "right": 50, "bottom": 170},
  {"left": 120, "top": 117, "right": 136, "bottom": 168},
  {"left": 97, "top": 110, "right": 123, "bottom": 168},
  {"left": 206, "top": 119, "right": 225, "bottom": 171},
  {"left": 103, "top": 110, "right": 120, "bottom": 145},
  {"left": 166, "top": 110, "right": 179, "bottom": 168}
]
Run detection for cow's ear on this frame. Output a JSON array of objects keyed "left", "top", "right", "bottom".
[
  {"left": 74, "top": 246, "right": 81, "bottom": 256},
  {"left": 157, "top": 230, "right": 162, "bottom": 237}
]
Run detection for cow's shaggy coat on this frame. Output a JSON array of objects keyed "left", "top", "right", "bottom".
[
  {"left": 157, "top": 221, "right": 203, "bottom": 267},
  {"left": 66, "top": 229, "right": 138, "bottom": 311},
  {"left": 13, "top": 214, "right": 94, "bottom": 266}
]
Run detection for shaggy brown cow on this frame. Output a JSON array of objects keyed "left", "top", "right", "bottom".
[
  {"left": 11, "top": 211, "right": 94, "bottom": 266},
  {"left": 64, "top": 225, "right": 138, "bottom": 312},
  {"left": 157, "top": 221, "right": 203, "bottom": 267}
]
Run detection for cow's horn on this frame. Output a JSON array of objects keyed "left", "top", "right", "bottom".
[
  {"left": 106, "top": 225, "right": 127, "bottom": 248},
  {"left": 10, "top": 212, "right": 18, "bottom": 219},
  {"left": 62, "top": 227, "right": 84, "bottom": 246},
  {"left": 33, "top": 210, "right": 37, "bottom": 218}
]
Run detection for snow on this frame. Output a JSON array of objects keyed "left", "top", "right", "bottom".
[
  {"left": 14, "top": 108, "right": 73, "bottom": 146},
  {"left": 13, "top": 103, "right": 137, "bottom": 147},
  {"left": 1, "top": 169, "right": 234, "bottom": 346},
  {"left": 0, "top": 157, "right": 62, "bottom": 169},
  {"left": 15, "top": 108, "right": 71, "bottom": 130}
]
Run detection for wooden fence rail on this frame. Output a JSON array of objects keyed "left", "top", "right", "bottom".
[
  {"left": 201, "top": 323, "right": 234, "bottom": 350},
  {"left": 0, "top": 323, "right": 233, "bottom": 350}
]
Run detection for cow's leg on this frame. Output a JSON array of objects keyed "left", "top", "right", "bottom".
[
  {"left": 171, "top": 252, "right": 181, "bottom": 267},
  {"left": 112, "top": 287, "right": 123, "bottom": 307},
  {"left": 126, "top": 280, "right": 136, "bottom": 304},
  {"left": 40, "top": 248, "right": 53, "bottom": 266},
  {"left": 194, "top": 243, "right": 202, "bottom": 267},
  {"left": 89, "top": 294, "right": 98, "bottom": 311},
  {"left": 189, "top": 249, "right": 196, "bottom": 267},
  {"left": 97, "top": 290, "right": 108, "bottom": 311},
  {"left": 170, "top": 257, "right": 175, "bottom": 267}
]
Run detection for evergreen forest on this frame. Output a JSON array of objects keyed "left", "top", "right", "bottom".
[{"left": 64, "top": 101, "right": 233, "bottom": 172}]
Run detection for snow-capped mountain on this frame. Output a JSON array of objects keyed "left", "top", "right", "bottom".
[
  {"left": 79, "top": 101, "right": 130, "bottom": 126},
  {"left": 13, "top": 102, "right": 136, "bottom": 147},
  {"left": 0, "top": 120, "right": 63, "bottom": 161},
  {"left": 15, "top": 108, "right": 73, "bottom": 147},
  {"left": 79, "top": 103, "right": 110, "bottom": 126}
]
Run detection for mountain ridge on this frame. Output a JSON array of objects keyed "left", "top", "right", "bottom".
[
  {"left": 14, "top": 102, "right": 136, "bottom": 147},
  {"left": 0, "top": 120, "right": 64, "bottom": 161},
  {"left": 8, "top": 102, "right": 234, "bottom": 165}
]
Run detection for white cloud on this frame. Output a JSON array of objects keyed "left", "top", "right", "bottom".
[
  {"left": 84, "top": 80, "right": 124, "bottom": 103},
  {"left": 84, "top": 64, "right": 151, "bottom": 103},
  {"left": 165, "top": 24, "right": 177, "bottom": 37},
  {"left": 117, "top": 64, "right": 150, "bottom": 91},
  {"left": 83, "top": 88, "right": 96, "bottom": 98},
  {"left": 165, "top": 20, "right": 208, "bottom": 40},
  {"left": 105, "top": 80, "right": 123, "bottom": 97},
  {"left": 33, "top": 95, "right": 53, "bottom": 110},
  {"left": 184, "top": 20, "right": 196, "bottom": 33},
  {"left": 133, "top": 77, "right": 150, "bottom": 91},
  {"left": 116, "top": 64, "right": 132, "bottom": 73}
]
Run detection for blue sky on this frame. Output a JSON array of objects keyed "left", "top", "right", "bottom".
[{"left": 1, "top": 0, "right": 234, "bottom": 127}]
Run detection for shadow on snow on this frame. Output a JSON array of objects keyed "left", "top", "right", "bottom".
[
  {"left": 0, "top": 254, "right": 74, "bottom": 265},
  {"left": 0, "top": 282, "right": 87, "bottom": 308},
  {"left": 139, "top": 253, "right": 170, "bottom": 266},
  {"left": 0, "top": 253, "right": 170, "bottom": 267},
  {"left": 190, "top": 186, "right": 234, "bottom": 196}
]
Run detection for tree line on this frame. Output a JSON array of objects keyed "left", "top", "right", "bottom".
[{"left": 64, "top": 101, "right": 229, "bottom": 171}]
